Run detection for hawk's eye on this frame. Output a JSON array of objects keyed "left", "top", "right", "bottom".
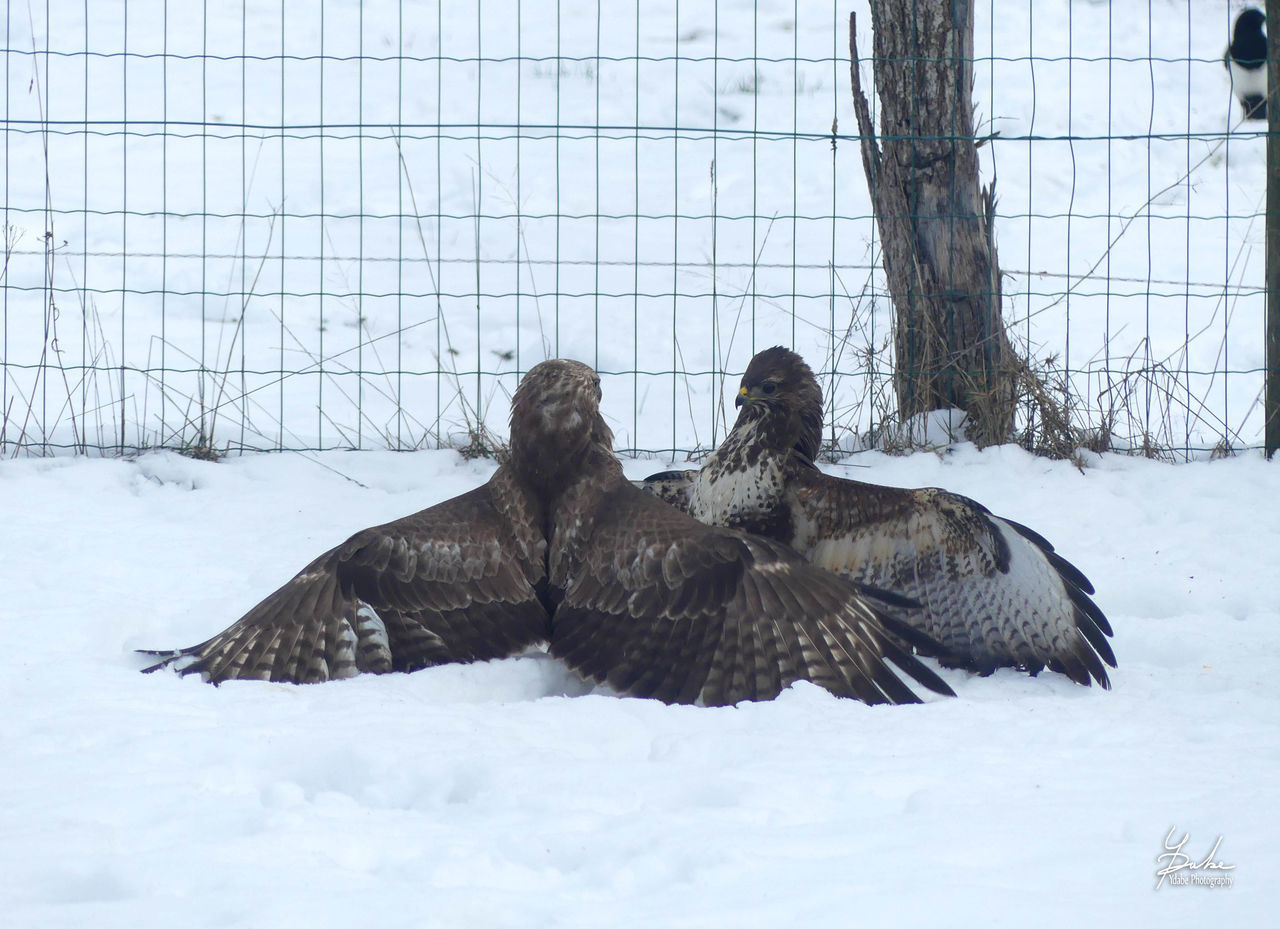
[{"left": 762, "top": 381, "right": 777, "bottom": 395}]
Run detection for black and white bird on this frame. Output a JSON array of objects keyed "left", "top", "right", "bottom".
[{"left": 1225, "top": 8, "right": 1269, "bottom": 120}]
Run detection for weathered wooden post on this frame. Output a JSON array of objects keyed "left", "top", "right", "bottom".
[{"left": 848, "top": 2, "right": 1016, "bottom": 448}]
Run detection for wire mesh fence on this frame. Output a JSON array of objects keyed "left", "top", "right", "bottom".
[{"left": 1, "top": 0, "right": 1271, "bottom": 460}]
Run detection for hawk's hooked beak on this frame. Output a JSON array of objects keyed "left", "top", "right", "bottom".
[{"left": 735, "top": 385, "right": 749, "bottom": 408}]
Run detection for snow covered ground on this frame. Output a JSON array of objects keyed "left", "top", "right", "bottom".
[{"left": 2, "top": 444, "right": 1278, "bottom": 926}]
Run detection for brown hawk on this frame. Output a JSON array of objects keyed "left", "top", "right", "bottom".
[
  {"left": 144, "top": 359, "right": 954, "bottom": 706},
  {"left": 642, "top": 347, "right": 1116, "bottom": 688}
]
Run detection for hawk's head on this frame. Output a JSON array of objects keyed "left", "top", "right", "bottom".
[
  {"left": 510, "top": 359, "right": 615, "bottom": 490},
  {"left": 734, "top": 346, "right": 823, "bottom": 461}
]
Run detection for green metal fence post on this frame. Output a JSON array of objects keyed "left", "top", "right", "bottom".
[{"left": 1268, "top": 0, "right": 1280, "bottom": 458}]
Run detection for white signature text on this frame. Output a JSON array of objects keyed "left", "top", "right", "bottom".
[{"left": 1155, "top": 827, "right": 1236, "bottom": 889}]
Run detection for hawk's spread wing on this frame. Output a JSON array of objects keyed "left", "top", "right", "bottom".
[
  {"left": 638, "top": 468, "right": 696, "bottom": 511},
  {"left": 548, "top": 484, "right": 954, "bottom": 707},
  {"left": 791, "top": 467, "right": 1115, "bottom": 687},
  {"left": 142, "top": 480, "right": 550, "bottom": 683}
]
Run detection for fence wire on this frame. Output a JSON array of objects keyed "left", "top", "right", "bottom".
[{"left": 1, "top": 0, "right": 1270, "bottom": 460}]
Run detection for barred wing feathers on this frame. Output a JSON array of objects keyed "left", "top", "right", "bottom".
[
  {"left": 638, "top": 468, "right": 697, "bottom": 511},
  {"left": 549, "top": 485, "right": 953, "bottom": 707},
  {"left": 791, "top": 469, "right": 1115, "bottom": 687},
  {"left": 142, "top": 481, "right": 551, "bottom": 684}
]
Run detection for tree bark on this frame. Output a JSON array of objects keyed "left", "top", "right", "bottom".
[{"left": 848, "top": 3, "right": 1015, "bottom": 446}]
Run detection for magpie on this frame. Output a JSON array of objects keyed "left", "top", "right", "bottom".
[{"left": 1225, "top": 7, "right": 1269, "bottom": 120}]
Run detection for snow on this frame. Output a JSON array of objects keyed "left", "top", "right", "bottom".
[
  {"left": 3, "top": 0, "right": 1280, "bottom": 924},
  {"left": 1, "top": 0, "right": 1271, "bottom": 455},
  {"left": 2, "top": 446, "right": 1279, "bottom": 926}
]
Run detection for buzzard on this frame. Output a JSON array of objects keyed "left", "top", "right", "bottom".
[
  {"left": 144, "top": 359, "right": 954, "bottom": 707},
  {"left": 643, "top": 347, "right": 1116, "bottom": 688}
]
